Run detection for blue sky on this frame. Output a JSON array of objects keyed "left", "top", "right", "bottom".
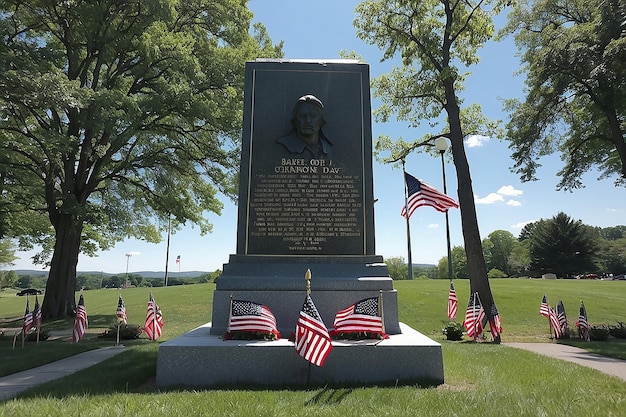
[{"left": 11, "top": 0, "right": 626, "bottom": 274}]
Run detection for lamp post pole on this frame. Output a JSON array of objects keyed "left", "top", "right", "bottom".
[
  {"left": 124, "top": 253, "right": 132, "bottom": 289},
  {"left": 435, "top": 138, "right": 453, "bottom": 282}
]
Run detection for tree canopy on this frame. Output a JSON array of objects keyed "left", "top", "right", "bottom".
[
  {"left": 501, "top": 0, "right": 626, "bottom": 190},
  {"left": 0, "top": 0, "right": 283, "bottom": 318},
  {"left": 354, "top": 0, "right": 506, "bottom": 335}
]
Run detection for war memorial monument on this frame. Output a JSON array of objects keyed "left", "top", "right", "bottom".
[{"left": 156, "top": 60, "right": 444, "bottom": 387}]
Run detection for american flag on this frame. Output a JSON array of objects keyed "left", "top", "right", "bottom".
[
  {"left": 556, "top": 300, "right": 567, "bottom": 330},
  {"left": 331, "top": 296, "right": 385, "bottom": 336},
  {"left": 117, "top": 295, "right": 127, "bottom": 325},
  {"left": 463, "top": 292, "right": 485, "bottom": 338},
  {"left": 576, "top": 301, "right": 590, "bottom": 341},
  {"left": 144, "top": 292, "right": 163, "bottom": 341},
  {"left": 22, "top": 298, "right": 33, "bottom": 336},
  {"left": 295, "top": 295, "right": 332, "bottom": 367},
  {"left": 401, "top": 172, "right": 458, "bottom": 218},
  {"left": 226, "top": 300, "right": 280, "bottom": 339},
  {"left": 447, "top": 282, "right": 458, "bottom": 321},
  {"left": 176, "top": 255, "right": 180, "bottom": 264},
  {"left": 488, "top": 302, "right": 503, "bottom": 340},
  {"left": 539, "top": 294, "right": 550, "bottom": 318},
  {"left": 549, "top": 307, "right": 562, "bottom": 338},
  {"left": 33, "top": 295, "right": 42, "bottom": 329},
  {"left": 72, "top": 294, "right": 88, "bottom": 343}
]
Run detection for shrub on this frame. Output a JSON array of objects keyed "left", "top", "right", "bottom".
[
  {"left": 442, "top": 321, "right": 464, "bottom": 341},
  {"left": 589, "top": 325, "right": 610, "bottom": 342},
  {"left": 608, "top": 322, "right": 626, "bottom": 339},
  {"left": 98, "top": 324, "right": 142, "bottom": 340}
]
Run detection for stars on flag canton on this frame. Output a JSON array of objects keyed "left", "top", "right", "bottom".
[
  {"left": 401, "top": 172, "right": 458, "bottom": 218},
  {"left": 576, "top": 301, "right": 590, "bottom": 341},
  {"left": 22, "top": 298, "right": 33, "bottom": 336},
  {"left": 144, "top": 293, "right": 163, "bottom": 341},
  {"left": 117, "top": 295, "right": 127, "bottom": 325},
  {"left": 463, "top": 293, "right": 485, "bottom": 339},
  {"left": 33, "top": 295, "right": 42, "bottom": 329},
  {"left": 225, "top": 300, "right": 280, "bottom": 339},
  {"left": 447, "top": 282, "right": 458, "bottom": 321},
  {"left": 330, "top": 296, "right": 387, "bottom": 338},
  {"left": 295, "top": 295, "right": 332, "bottom": 367},
  {"left": 72, "top": 294, "right": 88, "bottom": 343},
  {"left": 556, "top": 300, "right": 568, "bottom": 331}
]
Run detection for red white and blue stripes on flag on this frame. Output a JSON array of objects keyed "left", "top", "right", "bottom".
[
  {"left": 401, "top": 172, "right": 458, "bottom": 218},
  {"left": 447, "top": 282, "right": 458, "bottom": 321},
  {"left": 72, "top": 294, "right": 88, "bottom": 343},
  {"left": 144, "top": 292, "right": 163, "bottom": 341},
  {"left": 463, "top": 292, "right": 485, "bottom": 338},
  {"left": 330, "top": 296, "right": 387, "bottom": 338},
  {"left": 295, "top": 295, "right": 333, "bottom": 367},
  {"left": 225, "top": 300, "right": 280, "bottom": 339}
]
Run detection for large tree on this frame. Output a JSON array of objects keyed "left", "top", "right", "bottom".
[
  {"left": 354, "top": 0, "right": 505, "bottom": 340},
  {"left": 501, "top": 0, "right": 626, "bottom": 190},
  {"left": 527, "top": 212, "right": 598, "bottom": 277},
  {"left": 0, "top": 0, "right": 282, "bottom": 318}
]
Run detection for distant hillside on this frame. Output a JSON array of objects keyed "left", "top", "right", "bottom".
[{"left": 13, "top": 270, "right": 211, "bottom": 278}]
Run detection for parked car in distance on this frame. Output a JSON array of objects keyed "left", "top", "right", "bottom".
[{"left": 613, "top": 274, "right": 625, "bottom": 280}]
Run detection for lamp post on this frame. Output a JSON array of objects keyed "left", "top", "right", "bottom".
[
  {"left": 435, "top": 137, "right": 453, "bottom": 282},
  {"left": 124, "top": 253, "right": 132, "bottom": 289}
]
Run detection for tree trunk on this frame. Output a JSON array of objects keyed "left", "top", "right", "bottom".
[
  {"left": 444, "top": 81, "right": 500, "bottom": 343},
  {"left": 41, "top": 214, "right": 83, "bottom": 319}
]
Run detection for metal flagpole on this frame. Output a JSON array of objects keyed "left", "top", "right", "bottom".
[
  {"left": 402, "top": 161, "right": 414, "bottom": 280},
  {"left": 378, "top": 289, "right": 385, "bottom": 334}
]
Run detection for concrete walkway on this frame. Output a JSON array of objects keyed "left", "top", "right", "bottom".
[
  {"left": 505, "top": 343, "right": 626, "bottom": 381},
  {"left": 0, "top": 345, "right": 125, "bottom": 401}
]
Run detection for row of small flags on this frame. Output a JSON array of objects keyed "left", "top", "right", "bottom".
[
  {"left": 540, "top": 295, "right": 590, "bottom": 340},
  {"left": 72, "top": 292, "right": 163, "bottom": 343},
  {"left": 225, "top": 291, "right": 387, "bottom": 367},
  {"left": 19, "top": 292, "right": 164, "bottom": 345},
  {"left": 446, "top": 282, "right": 502, "bottom": 341}
]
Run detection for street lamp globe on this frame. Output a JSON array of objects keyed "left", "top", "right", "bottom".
[{"left": 435, "top": 137, "right": 448, "bottom": 152}]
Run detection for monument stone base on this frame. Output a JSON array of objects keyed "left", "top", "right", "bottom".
[{"left": 156, "top": 322, "right": 444, "bottom": 387}]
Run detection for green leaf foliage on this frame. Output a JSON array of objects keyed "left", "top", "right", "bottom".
[
  {"left": 501, "top": 0, "right": 626, "bottom": 190},
  {"left": 0, "top": 0, "right": 283, "bottom": 317}
]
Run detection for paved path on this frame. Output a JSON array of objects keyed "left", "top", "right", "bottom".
[
  {"left": 505, "top": 343, "right": 626, "bottom": 381},
  {"left": 0, "top": 346, "right": 125, "bottom": 401}
]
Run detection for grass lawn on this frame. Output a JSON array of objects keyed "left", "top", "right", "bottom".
[{"left": 1, "top": 278, "right": 625, "bottom": 416}]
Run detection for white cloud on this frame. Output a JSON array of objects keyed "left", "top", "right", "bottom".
[
  {"left": 465, "top": 135, "right": 490, "bottom": 147},
  {"left": 497, "top": 185, "right": 523, "bottom": 197},
  {"left": 475, "top": 193, "right": 504, "bottom": 204},
  {"left": 511, "top": 220, "right": 535, "bottom": 229},
  {"left": 427, "top": 223, "right": 439, "bottom": 229},
  {"left": 507, "top": 200, "right": 522, "bottom": 207}
]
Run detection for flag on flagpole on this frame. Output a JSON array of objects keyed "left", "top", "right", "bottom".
[
  {"left": 401, "top": 172, "right": 459, "bottom": 218},
  {"left": 225, "top": 300, "right": 280, "bottom": 339},
  {"left": 72, "top": 294, "right": 88, "bottom": 343},
  {"left": 329, "top": 297, "right": 387, "bottom": 338},
  {"left": 117, "top": 295, "right": 128, "bottom": 325},
  {"left": 447, "top": 282, "right": 458, "bottom": 321},
  {"left": 488, "top": 302, "right": 503, "bottom": 341},
  {"left": 463, "top": 292, "right": 485, "bottom": 339},
  {"left": 33, "top": 295, "right": 42, "bottom": 330},
  {"left": 176, "top": 255, "right": 180, "bottom": 264},
  {"left": 144, "top": 292, "right": 163, "bottom": 341},
  {"left": 22, "top": 298, "right": 33, "bottom": 337},
  {"left": 549, "top": 307, "right": 562, "bottom": 339},
  {"left": 576, "top": 301, "right": 590, "bottom": 341},
  {"left": 295, "top": 294, "right": 332, "bottom": 367},
  {"left": 539, "top": 294, "right": 550, "bottom": 318}
]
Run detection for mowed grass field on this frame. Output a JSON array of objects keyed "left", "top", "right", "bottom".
[{"left": 0, "top": 278, "right": 625, "bottom": 416}]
